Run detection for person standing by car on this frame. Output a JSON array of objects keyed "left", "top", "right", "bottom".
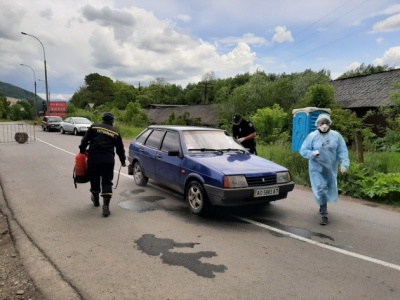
[
  {"left": 232, "top": 114, "right": 258, "bottom": 154},
  {"left": 79, "top": 112, "right": 126, "bottom": 217},
  {"left": 300, "top": 114, "right": 350, "bottom": 225}
]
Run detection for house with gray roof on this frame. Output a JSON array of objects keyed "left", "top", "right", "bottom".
[
  {"left": 145, "top": 103, "right": 220, "bottom": 126},
  {"left": 330, "top": 68, "right": 400, "bottom": 134},
  {"left": 330, "top": 68, "right": 399, "bottom": 112}
]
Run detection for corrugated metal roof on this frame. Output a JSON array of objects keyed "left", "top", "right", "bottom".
[{"left": 330, "top": 68, "right": 400, "bottom": 108}]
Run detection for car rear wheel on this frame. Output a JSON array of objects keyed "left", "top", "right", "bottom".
[
  {"left": 185, "top": 181, "right": 209, "bottom": 215},
  {"left": 60, "top": 127, "right": 65, "bottom": 134},
  {"left": 73, "top": 128, "right": 78, "bottom": 136},
  {"left": 133, "top": 161, "right": 148, "bottom": 186}
]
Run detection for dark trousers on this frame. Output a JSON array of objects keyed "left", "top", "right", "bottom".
[
  {"left": 88, "top": 162, "right": 114, "bottom": 198},
  {"left": 249, "top": 147, "right": 257, "bottom": 155}
]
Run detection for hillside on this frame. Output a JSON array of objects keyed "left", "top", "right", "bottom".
[{"left": 0, "top": 81, "right": 44, "bottom": 102}]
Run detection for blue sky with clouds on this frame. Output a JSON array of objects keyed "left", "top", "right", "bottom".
[{"left": 1, "top": 0, "right": 399, "bottom": 101}]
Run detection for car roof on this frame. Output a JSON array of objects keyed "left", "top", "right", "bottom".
[{"left": 148, "top": 125, "right": 223, "bottom": 132}]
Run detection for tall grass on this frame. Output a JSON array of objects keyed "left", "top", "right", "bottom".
[
  {"left": 258, "top": 143, "right": 310, "bottom": 186},
  {"left": 115, "top": 123, "right": 145, "bottom": 141}
]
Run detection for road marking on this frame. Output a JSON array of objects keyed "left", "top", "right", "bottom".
[
  {"left": 235, "top": 216, "right": 400, "bottom": 271},
  {"left": 36, "top": 138, "right": 132, "bottom": 178},
  {"left": 37, "top": 137, "right": 400, "bottom": 272}
]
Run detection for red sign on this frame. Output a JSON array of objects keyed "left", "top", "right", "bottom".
[{"left": 46, "top": 101, "right": 67, "bottom": 118}]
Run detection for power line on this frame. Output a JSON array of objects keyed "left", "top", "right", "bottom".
[
  {"left": 271, "top": 25, "right": 368, "bottom": 68},
  {"left": 290, "top": 0, "right": 372, "bottom": 47}
]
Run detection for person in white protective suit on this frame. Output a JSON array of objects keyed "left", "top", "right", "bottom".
[{"left": 300, "top": 114, "right": 350, "bottom": 225}]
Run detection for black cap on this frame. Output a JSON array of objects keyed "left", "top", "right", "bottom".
[
  {"left": 102, "top": 112, "right": 114, "bottom": 123},
  {"left": 232, "top": 114, "right": 241, "bottom": 124}
]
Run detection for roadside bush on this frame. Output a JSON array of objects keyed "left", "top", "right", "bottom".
[{"left": 251, "top": 104, "right": 289, "bottom": 144}]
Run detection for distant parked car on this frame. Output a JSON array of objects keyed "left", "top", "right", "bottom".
[
  {"left": 60, "top": 117, "right": 92, "bottom": 135},
  {"left": 42, "top": 116, "right": 63, "bottom": 132},
  {"left": 128, "top": 125, "right": 295, "bottom": 215}
]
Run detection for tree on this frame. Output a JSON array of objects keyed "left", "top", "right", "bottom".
[
  {"left": 121, "top": 101, "right": 149, "bottom": 127},
  {"left": 337, "top": 64, "right": 394, "bottom": 79},
  {"left": 0, "top": 93, "right": 10, "bottom": 119},
  {"left": 296, "top": 84, "right": 336, "bottom": 109},
  {"left": 113, "top": 81, "right": 137, "bottom": 109},
  {"left": 70, "top": 73, "right": 115, "bottom": 109}
]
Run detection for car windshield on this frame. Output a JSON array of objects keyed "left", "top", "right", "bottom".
[
  {"left": 74, "top": 118, "right": 91, "bottom": 124},
  {"left": 183, "top": 130, "right": 245, "bottom": 152},
  {"left": 48, "top": 117, "right": 62, "bottom": 122}
]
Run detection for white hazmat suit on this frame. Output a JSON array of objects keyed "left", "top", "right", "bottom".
[{"left": 300, "top": 114, "right": 350, "bottom": 206}]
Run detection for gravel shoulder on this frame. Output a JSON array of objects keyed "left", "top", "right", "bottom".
[{"left": 0, "top": 213, "right": 45, "bottom": 300}]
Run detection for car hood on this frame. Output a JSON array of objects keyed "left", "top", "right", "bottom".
[{"left": 186, "top": 153, "right": 288, "bottom": 175}]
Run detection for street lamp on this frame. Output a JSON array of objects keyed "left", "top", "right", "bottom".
[
  {"left": 20, "top": 63, "right": 38, "bottom": 116},
  {"left": 21, "top": 32, "right": 49, "bottom": 115}
]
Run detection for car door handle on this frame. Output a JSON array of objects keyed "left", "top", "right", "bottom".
[{"left": 156, "top": 153, "right": 163, "bottom": 159}]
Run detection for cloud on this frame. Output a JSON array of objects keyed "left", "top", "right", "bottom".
[
  {"left": 176, "top": 14, "right": 191, "bottom": 22},
  {"left": 0, "top": 2, "right": 26, "bottom": 40},
  {"left": 372, "top": 13, "right": 400, "bottom": 32},
  {"left": 346, "top": 61, "right": 362, "bottom": 71},
  {"left": 81, "top": 5, "right": 136, "bottom": 42},
  {"left": 272, "top": 26, "right": 293, "bottom": 44},
  {"left": 373, "top": 46, "right": 400, "bottom": 67},
  {"left": 376, "top": 37, "right": 384, "bottom": 44},
  {"left": 218, "top": 33, "right": 269, "bottom": 47}
]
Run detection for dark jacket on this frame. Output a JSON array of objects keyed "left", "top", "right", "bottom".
[
  {"left": 232, "top": 119, "right": 257, "bottom": 149},
  {"left": 79, "top": 122, "right": 126, "bottom": 164}
]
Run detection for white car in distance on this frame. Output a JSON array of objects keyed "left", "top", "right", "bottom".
[{"left": 60, "top": 117, "right": 92, "bottom": 135}]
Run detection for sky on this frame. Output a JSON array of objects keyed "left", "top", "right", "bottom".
[{"left": 1, "top": 0, "right": 400, "bottom": 101}]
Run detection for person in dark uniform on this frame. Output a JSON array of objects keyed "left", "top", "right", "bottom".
[
  {"left": 79, "top": 112, "right": 126, "bottom": 217},
  {"left": 232, "top": 114, "right": 257, "bottom": 154}
]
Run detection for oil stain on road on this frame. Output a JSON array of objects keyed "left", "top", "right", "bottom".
[{"left": 135, "top": 234, "right": 227, "bottom": 278}]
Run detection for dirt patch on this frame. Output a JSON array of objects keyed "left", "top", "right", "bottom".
[{"left": 0, "top": 213, "right": 46, "bottom": 300}]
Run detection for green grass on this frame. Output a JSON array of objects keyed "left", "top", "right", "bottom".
[{"left": 115, "top": 123, "right": 145, "bottom": 141}]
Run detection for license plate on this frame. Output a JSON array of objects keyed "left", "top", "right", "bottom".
[{"left": 254, "top": 187, "right": 279, "bottom": 197}]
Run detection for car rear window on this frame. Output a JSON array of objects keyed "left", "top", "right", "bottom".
[{"left": 48, "top": 117, "right": 62, "bottom": 122}]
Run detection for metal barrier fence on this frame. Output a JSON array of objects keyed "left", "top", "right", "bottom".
[{"left": 0, "top": 123, "right": 36, "bottom": 143}]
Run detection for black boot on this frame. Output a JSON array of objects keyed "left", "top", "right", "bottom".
[
  {"left": 102, "top": 197, "right": 111, "bottom": 217},
  {"left": 91, "top": 193, "right": 100, "bottom": 207}
]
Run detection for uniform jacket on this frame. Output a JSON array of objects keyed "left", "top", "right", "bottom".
[
  {"left": 79, "top": 122, "right": 126, "bottom": 164},
  {"left": 232, "top": 119, "right": 257, "bottom": 149}
]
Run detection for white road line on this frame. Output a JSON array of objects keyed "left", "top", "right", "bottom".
[
  {"left": 235, "top": 216, "right": 400, "bottom": 272},
  {"left": 37, "top": 137, "right": 400, "bottom": 272},
  {"left": 37, "top": 138, "right": 132, "bottom": 178}
]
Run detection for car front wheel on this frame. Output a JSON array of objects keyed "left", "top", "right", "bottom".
[
  {"left": 73, "top": 128, "right": 78, "bottom": 135},
  {"left": 185, "top": 181, "right": 209, "bottom": 215},
  {"left": 133, "top": 161, "right": 148, "bottom": 186},
  {"left": 60, "top": 127, "right": 65, "bottom": 134}
]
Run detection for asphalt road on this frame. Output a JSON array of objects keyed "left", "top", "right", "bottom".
[{"left": 0, "top": 125, "right": 399, "bottom": 300}]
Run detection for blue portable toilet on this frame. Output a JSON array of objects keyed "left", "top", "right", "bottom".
[{"left": 291, "top": 107, "right": 331, "bottom": 152}]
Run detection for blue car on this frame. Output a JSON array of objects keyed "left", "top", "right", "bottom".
[{"left": 128, "top": 125, "right": 295, "bottom": 215}]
